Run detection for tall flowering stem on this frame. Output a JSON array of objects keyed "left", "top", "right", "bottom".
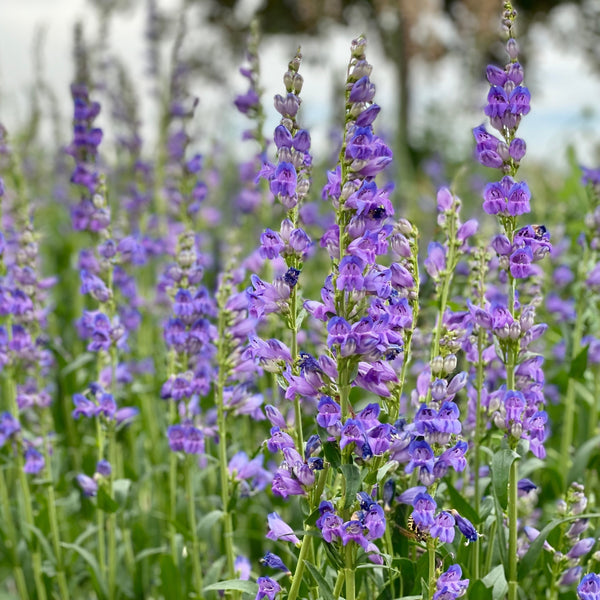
[
  {"left": 0, "top": 126, "right": 65, "bottom": 600},
  {"left": 473, "top": 4, "right": 551, "bottom": 598}
]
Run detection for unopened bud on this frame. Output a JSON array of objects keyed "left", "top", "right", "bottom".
[
  {"left": 443, "top": 354, "right": 457, "bottom": 374},
  {"left": 431, "top": 355, "right": 444, "bottom": 375},
  {"left": 509, "top": 321, "right": 521, "bottom": 340}
]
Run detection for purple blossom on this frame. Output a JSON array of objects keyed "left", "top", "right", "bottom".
[
  {"left": 266, "top": 512, "right": 300, "bottom": 545},
  {"left": 430, "top": 511, "right": 456, "bottom": 543},
  {"left": 255, "top": 576, "right": 281, "bottom": 600},
  {"left": 578, "top": 573, "right": 600, "bottom": 600}
]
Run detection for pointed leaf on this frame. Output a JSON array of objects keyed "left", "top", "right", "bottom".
[
  {"left": 568, "top": 434, "right": 600, "bottom": 484},
  {"left": 518, "top": 512, "right": 600, "bottom": 577},
  {"left": 569, "top": 345, "right": 588, "bottom": 380},
  {"left": 340, "top": 463, "right": 361, "bottom": 509},
  {"left": 445, "top": 480, "right": 479, "bottom": 524},
  {"left": 491, "top": 449, "right": 519, "bottom": 509},
  {"left": 97, "top": 486, "right": 119, "bottom": 513},
  {"left": 482, "top": 565, "right": 508, "bottom": 600},
  {"left": 323, "top": 441, "right": 341, "bottom": 470},
  {"left": 304, "top": 561, "right": 335, "bottom": 600},
  {"left": 62, "top": 542, "right": 106, "bottom": 597},
  {"left": 159, "top": 554, "right": 182, "bottom": 599},
  {"left": 203, "top": 579, "right": 259, "bottom": 595}
]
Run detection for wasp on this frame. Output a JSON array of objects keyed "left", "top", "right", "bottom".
[{"left": 395, "top": 515, "right": 429, "bottom": 543}]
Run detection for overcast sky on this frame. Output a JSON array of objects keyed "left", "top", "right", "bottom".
[{"left": 1, "top": 0, "right": 599, "bottom": 170}]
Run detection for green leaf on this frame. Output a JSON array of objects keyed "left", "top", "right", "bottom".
[
  {"left": 518, "top": 512, "right": 600, "bottom": 577},
  {"left": 445, "top": 480, "right": 479, "bottom": 524},
  {"left": 61, "top": 352, "right": 94, "bottom": 376},
  {"left": 569, "top": 345, "right": 589, "bottom": 380},
  {"left": 159, "top": 553, "right": 182, "bottom": 599},
  {"left": 197, "top": 509, "right": 224, "bottom": 535},
  {"left": 304, "top": 561, "right": 335, "bottom": 600},
  {"left": 492, "top": 496, "right": 506, "bottom": 566},
  {"left": 340, "top": 463, "right": 361, "bottom": 509},
  {"left": 376, "top": 460, "right": 397, "bottom": 484},
  {"left": 482, "top": 565, "right": 508, "bottom": 600},
  {"left": 491, "top": 449, "right": 519, "bottom": 509},
  {"left": 567, "top": 434, "right": 600, "bottom": 484},
  {"left": 97, "top": 486, "right": 119, "bottom": 513},
  {"left": 323, "top": 441, "right": 341, "bottom": 470},
  {"left": 62, "top": 542, "right": 107, "bottom": 597},
  {"left": 203, "top": 579, "right": 259, "bottom": 595},
  {"left": 22, "top": 522, "right": 55, "bottom": 563},
  {"left": 113, "top": 478, "right": 132, "bottom": 506},
  {"left": 135, "top": 546, "right": 168, "bottom": 562},
  {"left": 468, "top": 580, "right": 493, "bottom": 600}
]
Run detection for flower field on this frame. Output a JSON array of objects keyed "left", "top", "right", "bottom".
[{"left": 1, "top": 1, "right": 600, "bottom": 599}]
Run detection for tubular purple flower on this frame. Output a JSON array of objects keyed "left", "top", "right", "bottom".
[
  {"left": 349, "top": 76, "right": 376, "bottom": 102},
  {"left": 23, "top": 448, "right": 45, "bottom": 474},
  {"left": 457, "top": 219, "right": 479, "bottom": 242},
  {"left": 425, "top": 242, "right": 446, "bottom": 279},
  {"left": 77, "top": 474, "right": 98, "bottom": 497},
  {"left": 483, "top": 181, "right": 507, "bottom": 214},
  {"left": 256, "top": 576, "right": 282, "bottom": 600},
  {"left": 567, "top": 538, "right": 596, "bottom": 559},
  {"left": 451, "top": 510, "right": 479, "bottom": 543},
  {"left": 509, "top": 247, "right": 534, "bottom": 279},
  {"left": 430, "top": 511, "right": 456, "bottom": 543},
  {"left": 266, "top": 512, "right": 300, "bottom": 545},
  {"left": 411, "top": 492, "right": 437, "bottom": 528},
  {"left": 578, "top": 573, "right": 600, "bottom": 600},
  {"left": 506, "top": 180, "right": 531, "bottom": 216}
]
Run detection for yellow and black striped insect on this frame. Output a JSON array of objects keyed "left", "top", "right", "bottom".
[{"left": 395, "top": 515, "right": 429, "bottom": 543}]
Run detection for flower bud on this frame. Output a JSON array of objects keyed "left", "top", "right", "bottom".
[
  {"left": 443, "top": 354, "right": 457, "bottom": 374},
  {"left": 431, "top": 355, "right": 444, "bottom": 375}
]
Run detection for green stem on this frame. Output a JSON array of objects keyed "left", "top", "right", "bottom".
[
  {"left": 333, "top": 570, "right": 345, "bottom": 599},
  {"left": 107, "top": 423, "right": 117, "bottom": 600},
  {"left": 560, "top": 270, "right": 587, "bottom": 483},
  {"left": 287, "top": 533, "right": 311, "bottom": 600},
  {"left": 507, "top": 458, "right": 519, "bottom": 600},
  {"left": 589, "top": 368, "right": 600, "bottom": 441},
  {"left": 185, "top": 456, "right": 204, "bottom": 598},
  {"left": 216, "top": 344, "right": 236, "bottom": 588},
  {"left": 288, "top": 468, "right": 328, "bottom": 600},
  {"left": 344, "top": 544, "right": 355, "bottom": 600},
  {"left": 0, "top": 468, "right": 30, "bottom": 599},
  {"left": 473, "top": 327, "right": 485, "bottom": 581},
  {"left": 428, "top": 539, "right": 437, "bottom": 600},
  {"left": 16, "top": 450, "right": 48, "bottom": 600},
  {"left": 39, "top": 408, "right": 70, "bottom": 600},
  {"left": 290, "top": 287, "right": 304, "bottom": 452},
  {"left": 5, "top": 372, "right": 46, "bottom": 600},
  {"left": 168, "top": 399, "right": 179, "bottom": 564}
]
